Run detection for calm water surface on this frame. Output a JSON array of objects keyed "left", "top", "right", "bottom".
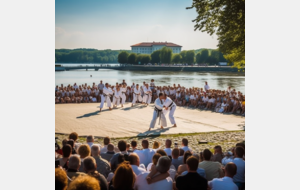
[{"left": 55, "top": 68, "right": 245, "bottom": 93}]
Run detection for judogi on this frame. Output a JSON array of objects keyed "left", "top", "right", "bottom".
[
  {"left": 150, "top": 98, "right": 167, "bottom": 128},
  {"left": 143, "top": 86, "right": 152, "bottom": 104},
  {"left": 120, "top": 87, "right": 126, "bottom": 104},
  {"left": 113, "top": 90, "right": 121, "bottom": 106},
  {"left": 163, "top": 97, "right": 177, "bottom": 125},
  {"left": 100, "top": 87, "right": 113, "bottom": 108},
  {"left": 132, "top": 87, "right": 142, "bottom": 104}
]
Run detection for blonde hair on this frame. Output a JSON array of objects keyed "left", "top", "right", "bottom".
[
  {"left": 78, "top": 144, "right": 91, "bottom": 158},
  {"left": 153, "top": 141, "right": 160, "bottom": 149},
  {"left": 68, "top": 175, "right": 100, "bottom": 190}
]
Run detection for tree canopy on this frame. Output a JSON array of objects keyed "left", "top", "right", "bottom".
[
  {"left": 187, "top": 0, "right": 245, "bottom": 68},
  {"left": 118, "top": 51, "right": 129, "bottom": 64},
  {"left": 151, "top": 50, "right": 161, "bottom": 64},
  {"left": 127, "top": 53, "right": 137, "bottom": 64},
  {"left": 159, "top": 47, "right": 172, "bottom": 64}
]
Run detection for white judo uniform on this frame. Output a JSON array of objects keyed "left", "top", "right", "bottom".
[
  {"left": 163, "top": 97, "right": 177, "bottom": 125},
  {"left": 120, "top": 87, "right": 126, "bottom": 105},
  {"left": 132, "top": 87, "right": 142, "bottom": 104},
  {"left": 112, "top": 90, "right": 121, "bottom": 106},
  {"left": 100, "top": 87, "right": 113, "bottom": 108},
  {"left": 143, "top": 86, "right": 152, "bottom": 104},
  {"left": 150, "top": 98, "right": 167, "bottom": 128}
]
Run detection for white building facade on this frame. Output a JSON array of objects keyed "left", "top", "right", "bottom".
[{"left": 131, "top": 42, "right": 182, "bottom": 54}]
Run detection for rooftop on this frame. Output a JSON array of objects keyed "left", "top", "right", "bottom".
[{"left": 131, "top": 41, "right": 182, "bottom": 47}]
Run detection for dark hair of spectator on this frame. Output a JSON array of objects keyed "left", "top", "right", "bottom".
[
  {"left": 62, "top": 144, "right": 72, "bottom": 158},
  {"left": 112, "top": 162, "right": 136, "bottom": 190},
  {"left": 118, "top": 140, "right": 127, "bottom": 151},
  {"left": 203, "top": 149, "right": 212, "bottom": 160},
  {"left": 186, "top": 156, "right": 199, "bottom": 171},
  {"left": 69, "top": 132, "right": 78, "bottom": 141},
  {"left": 104, "top": 137, "right": 110, "bottom": 145},
  {"left": 183, "top": 150, "right": 193, "bottom": 164},
  {"left": 182, "top": 138, "right": 188, "bottom": 146}
]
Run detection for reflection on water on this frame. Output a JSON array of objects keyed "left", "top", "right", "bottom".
[{"left": 55, "top": 70, "right": 245, "bottom": 93}]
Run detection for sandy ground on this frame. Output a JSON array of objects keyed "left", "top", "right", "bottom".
[{"left": 55, "top": 103, "right": 245, "bottom": 138}]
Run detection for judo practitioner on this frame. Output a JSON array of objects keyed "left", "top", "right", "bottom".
[
  {"left": 149, "top": 92, "right": 167, "bottom": 131},
  {"left": 99, "top": 83, "right": 113, "bottom": 112},
  {"left": 142, "top": 83, "right": 152, "bottom": 106},
  {"left": 112, "top": 87, "right": 122, "bottom": 108},
  {"left": 131, "top": 84, "right": 142, "bottom": 107},
  {"left": 120, "top": 84, "right": 127, "bottom": 107},
  {"left": 163, "top": 94, "right": 177, "bottom": 127}
]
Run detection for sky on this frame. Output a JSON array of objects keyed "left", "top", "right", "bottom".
[{"left": 55, "top": 0, "right": 218, "bottom": 50}]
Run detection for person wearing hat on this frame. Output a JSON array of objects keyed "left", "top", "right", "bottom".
[{"left": 134, "top": 156, "right": 173, "bottom": 190}]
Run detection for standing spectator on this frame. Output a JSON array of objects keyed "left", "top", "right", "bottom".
[
  {"left": 58, "top": 144, "right": 72, "bottom": 169},
  {"left": 198, "top": 149, "right": 224, "bottom": 181},
  {"left": 98, "top": 80, "right": 104, "bottom": 94},
  {"left": 55, "top": 168, "right": 68, "bottom": 190},
  {"left": 171, "top": 148, "right": 183, "bottom": 171},
  {"left": 175, "top": 156, "right": 207, "bottom": 190},
  {"left": 204, "top": 81, "right": 210, "bottom": 92},
  {"left": 233, "top": 146, "right": 245, "bottom": 189},
  {"left": 83, "top": 156, "right": 108, "bottom": 190},
  {"left": 110, "top": 140, "right": 128, "bottom": 171},
  {"left": 101, "top": 143, "right": 115, "bottom": 162},
  {"left": 164, "top": 139, "right": 172, "bottom": 156},
  {"left": 91, "top": 145, "right": 111, "bottom": 178},
  {"left": 208, "top": 162, "right": 238, "bottom": 190},
  {"left": 68, "top": 175, "right": 100, "bottom": 190},
  {"left": 66, "top": 155, "right": 86, "bottom": 180},
  {"left": 128, "top": 153, "right": 146, "bottom": 176},
  {"left": 212, "top": 145, "right": 224, "bottom": 163},
  {"left": 109, "top": 162, "right": 136, "bottom": 190},
  {"left": 181, "top": 138, "right": 192, "bottom": 153},
  {"left": 77, "top": 144, "right": 91, "bottom": 172}
]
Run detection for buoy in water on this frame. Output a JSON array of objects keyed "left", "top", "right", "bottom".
[{"left": 90, "top": 75, "right": 92, "bottom": 77}]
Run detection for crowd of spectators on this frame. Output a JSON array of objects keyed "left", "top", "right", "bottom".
[
  {"left": 55, "top": 80, "right": 245, "bottom": 115},
  {"left": 55, "top": 132, "right": 245, "bottom": 190}
]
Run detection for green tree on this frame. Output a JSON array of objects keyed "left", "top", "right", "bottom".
[
  {"left": 196, "top": 53, "right": 201, "bottom": 63},
  {"left": 128, "top": 53, "right": 137, "bottom": 64},
  {"left": 198, "top": 49, "right": 209, "bottom": 63},
  {"left": 151, "top": 50, "right": 161, "bottom": 64},
  {"left": 118, "top": 51, "right": 129, "bottom": 64},
  {"left": 186, "top": 50, "right": 195, "bottom": 64},
  {"left": 141, "top": 54, "right": 151, "bottom": 64},
  {"left": 180, "top": 51, "right": 187, "bottom": 63},
  {"left": 187, "top": 0, "right": 245, "bottom": 68},
  {"left": 160, "top": 47, "right": 172, "bottom": 64},
  {"left": 172, "top": 54, "right": 182, "bottom": 64}
]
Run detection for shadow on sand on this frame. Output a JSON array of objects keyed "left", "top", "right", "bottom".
[
  {"left": 121, "top": 104, "right": 154, "bottom": 111},
  {"left": 136, "top": 127, "right": 173, "bottom": 139},
  {"left": 76, "top": 110, "right": 110, "bottom": 118}
]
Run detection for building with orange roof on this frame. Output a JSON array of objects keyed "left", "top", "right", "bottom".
[{"left": 130, "top": 41, "right": 182, "bottom": 54}]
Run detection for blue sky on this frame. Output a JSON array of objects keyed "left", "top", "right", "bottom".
[{"left": 55, "top": 0, "right": 218, "bottom": 50}]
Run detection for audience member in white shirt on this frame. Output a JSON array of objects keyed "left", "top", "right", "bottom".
[
  {"left": 128, "top": 153, "right": 146, "bottom": 176},
  {"left": 137, "top": 140, "right": 156, "bottom": 168},
  {"left": 208, "top": 162, "right": 238, "bottom": 190},
  {"left": 163, "top": 139, "right": 172, "bottom": 156},
  {"left": 86, "top": 135, "right": 101, "bottom": 149},
  {"left": 181, "top": 138, "right": 192, "bottom": 153},
  {"left": 204, "top": 81, "right": 210, "bottom": 92}
]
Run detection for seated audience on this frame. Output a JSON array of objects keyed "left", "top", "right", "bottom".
[
  {"left": 198, "top": 149, "right": 224, "bottom": 181},
  {"left": 164, "top": 139, "right": 172, "bottom": 156},
  {"left": 101, "top": 143, "right": 115, "bottom": 162},
  {"left": 232, "top": 146, "right": 245, "bottom": 189},
  {"left": 55, "top": 168, "right": 68, "bottom": 190},
  {"left": 208, "top": 162, "right": 238, "bottom": 190},
  {"left": 66, "top": 155, "right": 86, "bottom": 180},
  {"left": 110, "top": 140, "right": 128, "bottom": 171},
  {"left": 175, "top": 156, "right": 208, "bottom": 190},
  {"left": 58, "top": 144, "right": 72, "bottom": 169},
  {"left": 181, "top": 138, "right": 192, "bottom": 152},
  {"left": 91, "top": 144, "right": 111, "bottom": 178},
  {"left": 109, "top": 162, "right": 136, "bottom": 190},
  {"left": 83, "top": 156, "right": 108, "bottom": 190},
  {"left": 128, "top": 153, "right": 146, "bottom": 175},
  {"left": 212, "top": 145, "right": 224, "bottom": 163},
  {"left": 77, "top": 144, "right": 91, "bottom": 172},
  {"left": 171, "top": 148, "right": 183, "bottom": 171},
  {"left": 68, "top": 175, "right": 100, "bottom": 190},
  {"left": 177, "top": 150, "right": 193, "bottom": 174},
  {"left": 136, "top": 139, "right": 156, "bottom": 168},
  {"left": 100, "top": 136, "right": 110, "bottom": 153}
]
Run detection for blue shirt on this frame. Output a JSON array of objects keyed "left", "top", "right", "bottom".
[{"left": 232, "top": 158, "right": 245, "bottom": 183}]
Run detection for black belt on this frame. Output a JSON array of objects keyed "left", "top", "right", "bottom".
[
  {"left": 154, "top": 107, "right": 162, "bottom": 117},
  {"left": 168, "top": 101, "right": 174, "bottom": 107},
  {"left": 122, "top": 92, "right": 125, "bottom": 94},
  {"left": 104, "top": 94, "right": 111, "bottom": 98}
]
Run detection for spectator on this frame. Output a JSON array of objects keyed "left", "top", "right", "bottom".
[
  {"left": 130, "top": 140, "right": 137, "bottom": 152},
  {"left": 66, "top": 155, "right": 86, "bottom": 180},
  {"left": 177, "top": 150, "right": 193, "bottom": 174},
  {"left": 147, "top": 153, "right": 162, "bottom": 171},
  {"left": 212, "top": 145, "right": 224, "bottom": 163},
  {"left": 171, "top": 148, "right": 183, "bottom": 171},
  {"left": 136, "top": 139, "right": 156, "bottom": 167},
  {"left": 199, "top": 151, "right": 204, "bottom": 162},
  {"left": 86, "top": 135, "right": 97, "bottom": 149},
  {"left": 134, "top": 156, "right": 173, "bottom": 190},
  {"left": 175, "top": 156, "right": 207, "bottom": 190},
  {"left": 198, "top": 149, "right": 224, "bottom": 181},
  {"left": 69, "top": 132, "right": 81, "bottom": 150},
  {"left": 100, "top": 136, "right": 110, "bottom": 153},
  {"left": 110, "top": 162, "right": 136, "bottom": 190},
  {"left": 208, "top": 162, "right": 238, "bottom": 190},
  {"left": 98, "top": 80, "right": 104, "bottom": 94},
  {"left": 181, "top": 138, "right": 192, "bottom": 152},
  {"left": 128, "top": 153, "right": 146, "bottom": 175},
  {"left": 110, "top": 140, "right": 128, "bottom": 171},
  {"left": 77, "top": 144, "right": 91, "bottom": 172},
  {"left": 152, "top": 141, "right": 160, "bottom": 150},
  {"left": 91, "top": 144, "right": 111, "bottom": 178},
  {"left": 178, "top": 148, "right": 184, "bottom": 159},
  {"left": 126, "top": 143, "right": 131, "bottom": 151},
  {"left": 101, "top": 143, "right": 116, "bottom": 162},
  {"left": 222, "top": 148, "right": 234, "bottom": 166},
  {"left": 204, "top": 81, "right": 210, "bottom": 92},
  {"left": 67, "top": 139, "right": 77, "bottom": 155},
  {"left": 83, "top": 156, "right": 108, "bottom": 190},
  {"left": 232, "top": 146, "right": 245, "bottom": 189},
  {"left": 58, "top": 144, "right": 72, "bottom": 169},
  {"left": 164, "top": 139, "right": 172, "bottom": 156},
  {"left": 68, "top": 175, "right": 100, "bottom": 190},
  {"left": 55, "top": 168, "right": 68, "bottom": 190}
]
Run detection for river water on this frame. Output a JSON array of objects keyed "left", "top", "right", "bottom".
[{"left": 55, "top": 66, "right": 245, "bottom": 93}]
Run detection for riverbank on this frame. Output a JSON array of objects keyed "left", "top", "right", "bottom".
[{"left": 55, "top": 103, "right": 245, "bottom": 138}]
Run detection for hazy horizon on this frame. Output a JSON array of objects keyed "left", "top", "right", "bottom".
[{"left": 55, "top": 0, "right": 219, "bottom": 50}]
